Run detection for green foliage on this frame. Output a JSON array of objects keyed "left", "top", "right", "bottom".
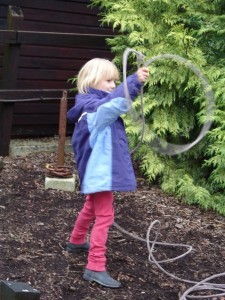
[{"left": 90, "top": 0, "right": 225, "bottom": 215}]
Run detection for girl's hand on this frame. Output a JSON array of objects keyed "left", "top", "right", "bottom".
[{"left": 136, "top": 67, "right": 149, "bottom": 83}]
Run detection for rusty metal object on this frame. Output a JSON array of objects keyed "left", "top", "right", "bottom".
[
  {"left": 45, "top": 163, "right": 73, "bottom": 178},
  {"left": 57, "top": 90, "right": 67, "bottom": 166},
  {"left": 45, "top": 90, "right": 73, "bottom": 179}
]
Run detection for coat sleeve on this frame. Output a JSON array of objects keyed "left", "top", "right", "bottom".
[
  {"left": 108, "top": 73, "right": 142, "bottom": 101},
  {"left": 92, "top": 97, "right": 131, "bottom": 132},
  {"left": 95, "top": 73, "right": 143, "bottom": 106}
]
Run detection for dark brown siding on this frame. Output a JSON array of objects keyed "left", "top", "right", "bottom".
[{"left": 0, "top": 0, "right": 113, "bottom": 138}]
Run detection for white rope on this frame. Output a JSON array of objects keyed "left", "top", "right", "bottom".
[
  {"left": 113, "top": 220, "right": 225, "bottom": 299},
  {"left": 114, "top": 48, "right": 225, "bottom": 299},
  {"left": 122, "top": 48, "right": 215, "bottom": 156}
]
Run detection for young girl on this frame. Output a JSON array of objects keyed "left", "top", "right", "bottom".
[{"left": 67, "top": 58, "right": 149, "bottom": 288}]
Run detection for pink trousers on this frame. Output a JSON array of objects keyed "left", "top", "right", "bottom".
[{"left": 69, "top": 191, "right": 114, "bottom": 271}]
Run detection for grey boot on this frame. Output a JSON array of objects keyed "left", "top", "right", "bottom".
[
  {"left": 66, "top": 242, "right": 90, "bottom": 253},
  {"left": 83, "top": 268, "right": 121, "bottom": 288}
]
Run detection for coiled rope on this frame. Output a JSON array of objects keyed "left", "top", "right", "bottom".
[
  {"left": 114, "top": 48, "right": 225, "bottom": 299},
  {"left": 113, "top": 220, "right": 225, "bottom": 299}
]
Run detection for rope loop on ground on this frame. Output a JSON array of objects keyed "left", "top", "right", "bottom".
[{"left": 113, "top": 219, "right": 225, "bottom": 299}]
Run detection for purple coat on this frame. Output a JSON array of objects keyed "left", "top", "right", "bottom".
[{"left": 67, "top": 73, "right": 142, "bottom": 194}]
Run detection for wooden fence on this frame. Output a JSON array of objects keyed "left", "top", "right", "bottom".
[{"left": 0, "top": 0, "right": 113, "bottom": 156}]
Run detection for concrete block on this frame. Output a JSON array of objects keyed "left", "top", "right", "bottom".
[
  {"left": 45, "top": 174, "right": 76, "bottom": 192},
  {"left": 0, "top": 280, "right": 40, "bottom": 300}
]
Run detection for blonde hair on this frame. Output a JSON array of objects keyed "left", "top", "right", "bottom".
[{"left": 77, "top": 58, "right": 120, "bottom": 94}]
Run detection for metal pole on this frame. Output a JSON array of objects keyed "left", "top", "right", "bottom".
[{"left": 57, "top": 90, "right": 67, "bottom": 166}]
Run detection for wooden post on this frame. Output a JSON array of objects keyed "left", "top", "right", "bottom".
[{"left": 0, "top": 6, "right": 24, "bottom": 156}]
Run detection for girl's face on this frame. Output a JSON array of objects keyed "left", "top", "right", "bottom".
[{"left": 95, "top": 78, "right": 116, "bottom": 93}]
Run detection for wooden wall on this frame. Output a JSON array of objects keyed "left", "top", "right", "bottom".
[{"left": 0, "top": 0, "right": 113, "bottom": 138}]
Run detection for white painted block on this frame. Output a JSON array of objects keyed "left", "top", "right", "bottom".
[{"left": 45, "top": 174, "right": 76, "bottom": 192}]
